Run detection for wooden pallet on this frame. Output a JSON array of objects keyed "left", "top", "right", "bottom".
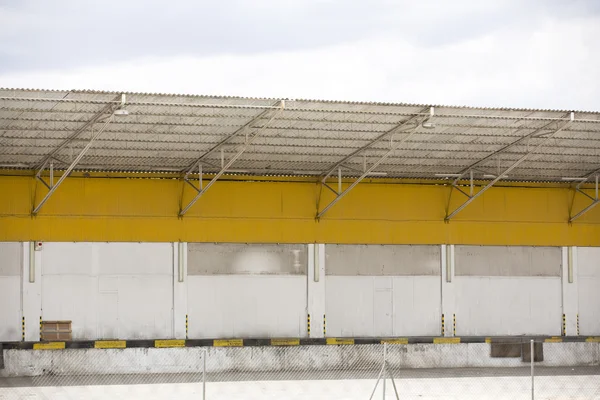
[{"left": 41, "top": 320, "right": 72, "bottom": 341}]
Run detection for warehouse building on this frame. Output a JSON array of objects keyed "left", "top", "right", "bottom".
[{"left": 0, "top": 89, "right": 599, "bottom": 383}]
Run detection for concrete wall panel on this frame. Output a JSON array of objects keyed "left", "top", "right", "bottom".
[
  {"left": 0, "top": 243, "right": 21, "bottom": 341},
  {"left": 0, "top": 242, "right": 21, "bottom": 276},
  {"left": 188, "top": 243, "right": 307, "bottom": 275},
  {"left": 326, "top": 245, "right": 440, "bottom": 276},
  {"left": 325, "top": 276, "right": 441, "bottom": 337},
  {"left": 455, "top": 277, "right": 562, "bottom": 336},
  {"left": 40, "top": 243, "right": 174, "bottom": 340},
  {"left": 455, "top": 246, "right": 561, "bottom": 276},
  {"left": 578, "top": 247, "right": 600, "bottom": 335},
  {"left": 187, "top": 275, "right": 306, "bottom": 338}
]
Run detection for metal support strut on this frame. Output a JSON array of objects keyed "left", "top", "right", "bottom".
[
  {"left": 316, "top": 108, "right": 433, "bottom": 219},
  {"left": 569, "top": 174, "right": 599, "bottom": 222},
  {"left": 445, "top": 114, "right": 574, "bottom": 221},
  {"left": 32, "top": 110, "right": 119, "bottom": 215},
  {"left": 179, "top": 100, "right": 285, "bottom": 216}
]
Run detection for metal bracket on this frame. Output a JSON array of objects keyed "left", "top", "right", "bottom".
[
  {"left": 569, "top": 175, "right": 599, "bottom": 222},
  {"left": 32, "top": 114, "right": 116, "bottom": 215},
  {"left": 179, "top": 101, "right": 285, "bottom": 216},
  {"left": 182, "top": 101, "right": 281, "bottom": 175},
  {"left": 445, "top": 115, "right": 574, "bottom": 221},
  {"left": 316, "top": 109, "right": 433, "bottom": 219}
]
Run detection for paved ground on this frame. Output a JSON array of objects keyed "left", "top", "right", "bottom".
[{"left": 0, "top": 367, "right": 599, "bottom": 399}]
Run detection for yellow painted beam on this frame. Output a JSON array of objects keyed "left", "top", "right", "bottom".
[{"left": 0, "top": 176, "right": 598, "bottom": 245}]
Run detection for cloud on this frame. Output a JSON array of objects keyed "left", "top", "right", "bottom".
[{"left": 0, "top": 0, "right": 598, "bottom": 110}]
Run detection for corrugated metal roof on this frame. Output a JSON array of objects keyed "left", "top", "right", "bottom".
[{"left": 1, "top": 88, "right": 599, "bottom": 182}]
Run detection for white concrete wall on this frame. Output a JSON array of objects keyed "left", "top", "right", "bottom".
[
  {"left": 40, "top": 243, "right": 174, "bottom": 340},
  {"left": 454, "top": 246, "right": 562, "bottom": 336},
  {"left": 578, "top": 247, "right": 600, "bottom": 335},
  {"left": 0, "top": 243, "right": 21, "bottom": 341},
  {"left": 1, "top": 242, "right": 598, "bottom": 341},
  {"left": 325, "top": 245, "right": 441, "bottom": 337},
  {"left": 187, "top": 243, "right": 307, "bottom": 338}
]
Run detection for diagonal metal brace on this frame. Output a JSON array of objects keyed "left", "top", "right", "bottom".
[
  {"left": 569, "top": 175, "right": 599, "bottom": 222},
  {"left": 32, "top": 114, "right": 116, "bottom": 215},
  {"left": 179, "top": 101, "right": 285, "bottom": 216},
  {"left": 445, "top": 114, "right": 574, "bottom": 221},
  {"left": 316, "top": 112, "right": 432, "bottom": 219}
]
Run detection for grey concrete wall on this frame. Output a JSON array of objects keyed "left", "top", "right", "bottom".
[
  {"left": 325, "top": 245, "right": 440, "bottom": 276},
  {"left": 188, "top": 243, "right": 307, "bottom": 275},
  {"left": 2, "top": 343, "right": 598, "bottom": 377},
  {"left": 455, "top": 246, "right": 561, "bottom": 276}
]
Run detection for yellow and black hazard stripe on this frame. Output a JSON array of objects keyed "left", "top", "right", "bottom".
[{"left": 2, "top": 335, "right": 596, "bottom": 350}]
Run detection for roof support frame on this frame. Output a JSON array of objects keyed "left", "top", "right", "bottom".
[
  {"left": 33, "top": 94, "right": 123, "bottom": 170},
  {"left": 319, "top": 107, "right": 431, "bottom": 181},
  {"left": 32, "top": 114, "right": 116, "bottom": 215},
  {"left": 183, "top": 102, "right": 281, "bottom": 175},
  {"left": 449, "top": 114, "right": 572, "bottom": 187},
  {"left": 445, "top": 114, "right": 574, "bottom": 221},
  {"left": 179, "top": 101, "right": 285, "bottom": 216},
  {"left": 316, "top": 110, "right": 433, "bottom": 219}
]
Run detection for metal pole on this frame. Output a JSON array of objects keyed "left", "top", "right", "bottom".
[
  {"left": 203, "top": 348, "right": 207, "bottom": 400},
  {"left": 383, "top": 343, "right": 387, "bottom": 399},
  {"left": 530, "top": 339, "right": 534, "bottom": 400}
]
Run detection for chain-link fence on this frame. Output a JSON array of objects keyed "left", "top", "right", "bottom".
[{"left": 1, "top": 340, "right": 599, "bottom": 399}]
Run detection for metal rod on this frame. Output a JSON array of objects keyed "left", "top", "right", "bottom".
[
  {"left": 178, "top": 242, "right": 184, "bottom": 283},
  {"left": 531, "top": 339, "right": 535, "bottom": 400},
  {"left": 184, "top": 179, "right": 201, "bottom": 193},
  {"left": 183, "top": 106, "right": 277, "bottom": 174},
  {"left": 383, "top": 343, "right": 387, "bottom": 399},
  {"left": 596, "top": 175, "right": 598, "bottom": 199},
  {"left": 29, "top": 242, "right": 35, "bottom": 283},
  {"left": 322, "top": 183, "right": 339, "bottom": 196},
  {"left": 320, "top": 107, "right": 430, "bottom": 181},
  {"left": 469, "top": 170, "right": 474, "bottom": 196},
  {"left": 32, "top": 115, "right": 115, "bottom": 215},
  {"left": 450, "top": 116, "right": 571, "bottom": 186},
  {"left": 179, "top": 105, "right": 283, "bottom": 216},
  {"left": 317, "top": 122, "right": 423, "bottom": 219},
  {"left": 368, "top": 350, "right": 387, "bottom": 400},
  {"left": 569, "top": 200, "right": 599, "bottom": 222},
  {"left": 387, "top": 363, "right": 400, "bottom": 400},
  {"left": 36, "top": 175, "right": 51, "bottom": 190},
  {"left": 446, "top": 118, "right": 572, "bottom": 221},
  {"left": 338, "top": 168, "right": 342, "bottom": 194},
  {"left": 199, "top": 164, "right": 203, "bottom": 190},
  {"left": 34, "top": 97, "right": 119, "bottom": 169},
  {"left": 203, "top": 348, "right": 207, "bottom": 400},
  {"left": 49, "top": 162, "right": 54, "bottom": 188}
]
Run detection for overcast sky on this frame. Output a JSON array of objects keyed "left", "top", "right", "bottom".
[{"left": 1, "top": 0, "right": 599, "bottom": 110}]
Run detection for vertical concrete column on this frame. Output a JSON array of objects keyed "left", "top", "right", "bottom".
[
  {"left": 561, "top": 246, "right": 579, "bottom": 336},
  {"left": 22, "top": 242, "right": 42, "bottom": 342},
  {"left": 172, "top": 242, "right": 188, "bottom": 339},
  {"left": 441, "top": 244, "right": 456, "bottom": 337},
  {"left": 307, "top": 244, "right": 326, "bottom": 338}
]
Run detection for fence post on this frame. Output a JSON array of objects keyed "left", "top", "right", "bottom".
[
  {"left": 383, "top": 343, "right": 387, "bottom": 399},
  {"left": 530, "top": 339, "right": 535, "bottom": 400},
  {"left": 203, "top": 348, "right": 207, "bottom": 400}
]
